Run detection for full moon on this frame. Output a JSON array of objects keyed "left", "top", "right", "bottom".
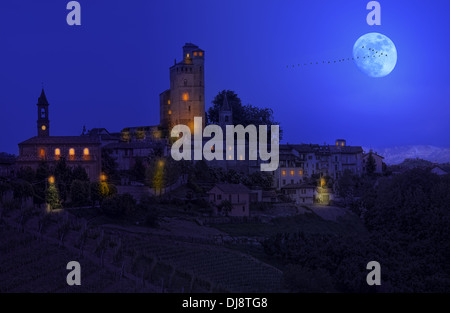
[{"left": 353, "top": 32, "right": 397, "bottom": 78}]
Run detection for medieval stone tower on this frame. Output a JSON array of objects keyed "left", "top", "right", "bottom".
[{"left": 160, "top": 43, "right": 205, "bottom": 133}]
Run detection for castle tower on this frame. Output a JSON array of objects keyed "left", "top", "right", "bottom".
[
  {"left": 37, "top": 88, "right": 49, "bottom": 137},
  {"left": 219, "top": 94, "right": 232, "bottom": 129},
  {"left": 160, "top": 43, "right": 205, "bottom": 133}
]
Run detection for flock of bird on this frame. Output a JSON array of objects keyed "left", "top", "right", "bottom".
[{"left": 286, "top": 45, "right": 389, "bottom": 68}]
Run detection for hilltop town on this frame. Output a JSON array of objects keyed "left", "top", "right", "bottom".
[{"left": 0, "top": 44, "right": 449, "bottom": 293}]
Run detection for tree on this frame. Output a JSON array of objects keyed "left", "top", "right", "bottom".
[
  {"left": 70, "top": 180, "right": 90, "bottom": 207},
  {"left": 366, "top": 153, "right": 376, "bottom": 175},
  {"left": 131, "top": 157, "right": 146, "bottom": 183},
  {"left": 207, "top": 90, "right": 281, "bottom": 137},
  {"left": 46, "top": 183, "right": 61, "bottom": 210},
  {"left": 54, "top": 158, "right": 72, "bottom": 202},
  {"left": 72, "top": 165, "right": 89, "bottom": 181},
  {"left": 218, "top": 200, "right": 233, "bottom": 216},
  {"left": 102, "top": 148, "right": 119, "bottom": 181}
]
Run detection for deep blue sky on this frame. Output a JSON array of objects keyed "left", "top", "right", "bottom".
[{"left": 1, "top": 0, "right": 449, "bottom": 154}]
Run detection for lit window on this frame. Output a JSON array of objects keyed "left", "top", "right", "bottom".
[
  {"left": 41, "top": 125, "right": 46, "bottom": 131},
  {"left": 55, "top": 148, "right": 60, "bottom": 156},
  {"left": 69, "top": 148, "right": 75, "bottom": 158},
  {"left": 83, "top": 148, "right": 89, "bottom": 156},
  {"left": 182, "top": 93, "right": 189, "bottom": 101},
  {"left": 168, "top": 110, "right": 172, "bottom": 115},
  {"left": 194, "top": 52, "right": 198, "bottom": 56},
  {"left": 282, "top": 170, "right": 286, "bottom": 176},
  {"left": 39, "top": 149, "right": 45, "bottom": 158},
  {"left": 199, "top": 52, "right": 203, "bottom": 56},
  {"left": 299, "top": 170, "right": 303, "bottom": 175},
  {"left": 290, "top": 170, "right": 294, "bottom": 176},
  {"left": 168, "top": 100, "right": 171, "bottom": 105},
  {"left": 187, "top": 53, "right": 190, "bottom": 58},
  {"left": 341, "top": 142, "right": 344, "bottom": 146},
  {"left": 240, "top": 155, "right": 243, "bottom": 160}
]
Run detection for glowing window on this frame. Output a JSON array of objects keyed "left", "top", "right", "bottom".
[
  {"left": 240, "top": 155, "right": 243, "bottom": 160},
  {"left": 282, "top": 170, "right": 286, "bottom": 176},
  {"left": 83, "top": 148, "right": 89, "bottom": 156},
  {"left": 41, "top": 125, "right": 46, "bottom": 131},
  {"left": 299, "top": 170, "right": 303, "bottom": 175},
  {"left": 194, "top": 52, "right": 198, "bottom": 56},
  {"left": 182, "top": 93, "right": 189, "bottom": 101},
  {"left": 187, "top": 53, "right": 190, "bottom": 58},
  {"left": 168, "top": 110, "right": 172, "bottom": 115},
  {"left": 290, "top": 170, "right": 294, "bottom": 176},
  {"left": 168, "top": 100, "right": 171, "bottom": 105},
  {"left": 341, "top": 142, "right": 344, "bottom": 146},
  {"left": 199, "top": 52, "right": 203, "bottom": 56},
  {"left": 69, "top": 148, "right": 75, "bottom": 156},
  {"left": 39, "top": 149, "right": 45, "bottom": 158},
  {"left": 55, "top": 148, "right": 60, "bottom": 156}
]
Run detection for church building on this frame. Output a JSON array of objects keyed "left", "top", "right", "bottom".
[{"left": 16, "top": 89, "right": 102, "bottom": 181}]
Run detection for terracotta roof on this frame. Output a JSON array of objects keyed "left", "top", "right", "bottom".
[
  {"left": 281, "top": 183, "right": 316, "bottom": 189},
  {"left": 19, "top": 136, "right": 100, "bottom": 145},
  {"left": 209, "top": 183, "right": 250, "bottom": 194},
  {"left": 103, "top": 141, "right": 159, "bottom": 150}
]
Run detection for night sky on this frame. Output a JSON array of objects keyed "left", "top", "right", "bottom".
[{"left": 1, "top": 0, "right": 449, "bottom": 155}]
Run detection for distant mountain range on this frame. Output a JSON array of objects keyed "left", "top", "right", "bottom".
[{"left": 364, "top": 145, "right": 450, "bottom": 165}]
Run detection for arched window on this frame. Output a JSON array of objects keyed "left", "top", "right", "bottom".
[
  {"left": 55, "top": 148, "right": 61, "bottom": 157},
  {"left": 83, "top": 148, "right": 89, "bottom": 156},
  {"left": 290, "top": 170, "right": 294, "bottom": 176},
  {"left": 182, "top": 93, "right": 189, "bottom": 101},
  {"left": 184, "top": 79, "right": 187, "bottom": 86},
  {"left": 168, "top": 100, "right": 171, "bottom": 105},
  {"left": 39, "top": 148, "right": 45, "bottom": 159},
  {"left": 69, "top": 148, "right": 75, "bottom": 160},
  {"left": 194, "top": 52, "right": 198, "bottom": 56},
  {"left": 199, "top": 52, "right": 203, "bottom": 56},
  {"left": 168, "top": 110, "right": 172, "bottom": 115},
  {"left": 187, "top": 53, "right": 190, "bottom": 58},
  {"left": 41, "top": 108, "right": 46, "bottom": 118}
]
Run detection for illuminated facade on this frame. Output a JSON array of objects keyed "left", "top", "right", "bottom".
[
  {"left": 16, "top": 89, "right": 102, "bottom": 181},
  {"left": 274, "top": 140, "right": 365, "bottom": 189},
  {"left": 160, "top": 43, "right": 205, "bottom": 132}
]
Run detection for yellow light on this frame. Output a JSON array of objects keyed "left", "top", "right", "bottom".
[
  {"left": 48, "top": 176, "right": 55, "bottom": 184},
  {"left": 229, "top": 146, "right": 231, "bottom": 151},
  {"left": 240, "top": 155, "right": 243, "bottom": 160},
  {"left": 320, "top": 178, "right": 326, "bottom": 187},
  {"left": 168, "top": 110, "right": 172, "bottom": 115},
  {"left": 199, "top": 52, "right": 203, "bottom": 56},
  {"left": 69, "top": 148, "right": 75, "bottom": 156},
  {"left": 40, "top": 149, "right": 45, "bottom": 158},
  {"left": 299, "top": 170, "right": 303, "bottom": 175},
  {"left": 228, "top": 155, "right": 232, "bottom": 160},
  {"left": 282, "top": 170, "right": 286, "bottom": 176},
  {"left": 182, "top": 93, "right": 189, "bottom": 101},
  {"left": 341, "top": 142, "right": 344, "bottom": 146},
  {"left": 158, "top": 160, "right": 164, "bottom": 167},
  {"left": 290, "top": 170, "right": 294, "bottom": 176},
  {"left": 194, "top": 52, "right": 198, "bottom": 56},
  {"left": 83, "top": 148, "right": 89, "bottom": 156},
  {"left": 55, "top": 148, "right": 60, "bottom": 156},
  {"left": 100, "top": 173, "right": 107, "bottom": 182},
  {"left": 41, "top": 125, "right": 46, "bottom": 131},
  {"left": 187, "top": 53, "right": 190, "bottom": 58},
  {"left": 168, "top": 100, "right": 171, "bottom": 105}
]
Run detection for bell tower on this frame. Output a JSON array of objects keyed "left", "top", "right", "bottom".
[
  {"left": 219, "top": 94, "right": 232, "bottom": 129},
  {"left": 37, "top": 88, "right": 49, "bottom": 137}
]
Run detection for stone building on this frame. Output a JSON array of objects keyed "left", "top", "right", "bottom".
[
  {"left": 208, "top": 183, "right": 250, "bottom": 217},
  {"left": 16, "top": 89, "right": 102, "bottom": 181},
  {"left": 160, "top": 43, "right": 206, "bottom": 132},
  {"left": 274, "top": 140, "right": 365, "bottom": 190}
]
